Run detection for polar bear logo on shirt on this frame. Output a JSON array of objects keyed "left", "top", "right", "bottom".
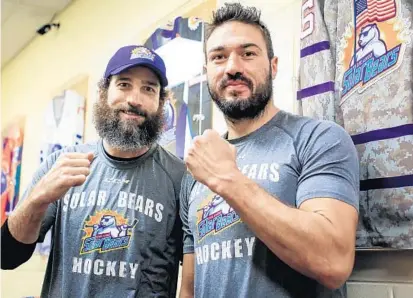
[
  {"left": 81, "top": 211, "right": 139, "bottom": 254},
  {"left": 91, "top": 215, "right": 136, "bottom": 238},
  {"left": 350, "top": 23, "right": 387, "bottom": 67},
  {"left": 201, "top": 195, "right": 233, "bottom": 219}
]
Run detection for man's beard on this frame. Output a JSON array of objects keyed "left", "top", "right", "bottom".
[
  {"left": 207, "top": 70, "right": 273, "bottom": 121},
  {"left": 92, "top": 95, "right": 164, "bottom": 152}
]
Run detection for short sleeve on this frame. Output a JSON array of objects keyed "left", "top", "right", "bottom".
[
  {"left": 179, "top": 173, "right": 196, "bottom": 254},
  {"left": 296, "top": 121, "right": 360, "bottom": 210}
]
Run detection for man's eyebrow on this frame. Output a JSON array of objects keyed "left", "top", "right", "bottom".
[
  {"left": 240, "top": 43, "right": 262, "bottom": 51},
  {"left": 115, "top": 77, "right": 159, "bottom": 87},
  {"left": 208, "top": 45, "right": 225, "bottom": 54},
  {"left": 116, "top": 77, "right": 132, "bottom": 82},
  {"left": 142, "top": 80, "right": 160, "bottom": 87},
  {"left": 208, "top": 43, "right": 262, "bottom": 54}
]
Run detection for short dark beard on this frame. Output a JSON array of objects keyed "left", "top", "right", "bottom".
[
  {"left": 207, "top": 70, "right": 273, "bottom": 122},
  {"left": 92, "top": 95, "right": 165, "bottom": 152}
]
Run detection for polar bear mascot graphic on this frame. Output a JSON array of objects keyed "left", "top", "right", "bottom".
[
  {"left": 90, "top": 215, "right": 137, "bottom": 238},
  {"left": 201, "top": 195, "right": 233, "bottom": 219},
  {"left": 350, "top": 23, "right": 387, "bottom": 67}
]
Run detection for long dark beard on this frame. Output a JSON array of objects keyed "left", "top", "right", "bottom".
[
  {"left": 208, "top": 70, "right": 273, "bottom": 121},
  {"left": 92, "top": 96, "right": 165, "bottom": 152}
]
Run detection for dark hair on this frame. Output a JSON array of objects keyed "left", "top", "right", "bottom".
[
  {"left": 97, "top": 77, "right": 168, "bottom": 103},
  {"left": 204, "top": 2, "right": 274, "bottom": 60}
]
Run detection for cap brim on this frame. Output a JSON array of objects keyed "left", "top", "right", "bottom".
[{"left": 109, "top": 62, "right": 168, "bottom": 87}]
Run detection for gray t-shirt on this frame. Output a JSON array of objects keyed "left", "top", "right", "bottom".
[
  {"left": 180, "top": 111, "right": 359, "bottom": 298},
  {"left": 23, "top": 140, "right": 185, "bottom": 298}
]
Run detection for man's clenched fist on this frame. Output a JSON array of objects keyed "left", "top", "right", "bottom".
[
  {"left": 185, "top": 129, "right": 239, "bottom": 193},
  {"left": 32, "top": 152, "right": 94, "bottom": 206}
]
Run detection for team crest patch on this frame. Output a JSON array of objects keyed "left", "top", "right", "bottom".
[
  {"left": 196, "top": 193, "right": 241, "bottom": 242},
  {"left": 80, "top": 210, "right": 138, "bottom": 255},
  {"left": 339, "top": 0, "right": 412, "bottom": 104},
  {"left": 130, "top": 47, "right": 155, "bottom": 61}
]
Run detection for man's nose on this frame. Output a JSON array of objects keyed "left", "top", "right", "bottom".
[
  {"left": 224, "top": 53, "right": 244, "bottom": 76},
  {"left": 125, "top": 88, "right": 142, "bottom": 106}
]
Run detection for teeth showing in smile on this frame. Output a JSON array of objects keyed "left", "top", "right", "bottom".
[{"left": 124, "top": 111, "right": 138, "bottom": 116}]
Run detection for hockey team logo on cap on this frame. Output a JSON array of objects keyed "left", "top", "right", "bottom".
[
  {"left": 130, "top": 47, "right": 155, "bottom": 61},
  {"left": 80, "top": 210, "right": 138, "bottom": 255},
  {"left": 196, "top": 193, "right": 241, "bottom": 242},
  {"left": 338, "top": 0, "right": 412, "bottom": 104}
]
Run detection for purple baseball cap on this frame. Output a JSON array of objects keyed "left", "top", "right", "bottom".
[{"left": 104, "top": 45, "right": 168, "bottom": 87}]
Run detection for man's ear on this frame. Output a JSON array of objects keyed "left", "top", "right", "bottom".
[
  {"left": 97, "top": 87, "right": 105, "bottom": 101},
  {"left": 270, "top": 56, "right": 278, "bottom": 80}
]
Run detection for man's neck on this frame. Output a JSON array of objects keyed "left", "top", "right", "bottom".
[
  {"left": 226, "top": 103, "right": 279, "bottom": 140},
  {"left": 102, "top": 140, "right": 150, "bottom": 159}
]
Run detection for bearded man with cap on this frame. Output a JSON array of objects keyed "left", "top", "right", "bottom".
[{"left": 1, "top": 45, "right": 185, "bottom": 298}]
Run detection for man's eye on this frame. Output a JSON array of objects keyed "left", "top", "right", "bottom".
[
  {"left": 244, "top": 51, "right": 256, "bottom": 57},
  {"left": 144, "top": 86, "right": 155, "bottom": 93},
  {"left": 211, "top": 54, "right": 225, "bottom": 61}
]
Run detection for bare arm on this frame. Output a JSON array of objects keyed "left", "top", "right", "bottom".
[
  {"left": 1, "top": 200, "right": 49, "bottom": 269},
  {"left": 8, "top": 196, "right": 50, "bottom": 244},
  {"left": 214, "top": 173, "right": 357, "bottom": 289},
  {"left": 1, "top": 152, "right": 92, "bottom": 270},
  {"left": 8, "top": 152, "right": 93, "bottom": 244},
  {"left": 179, "top": 254, "right": 195, "bottom": 298}
]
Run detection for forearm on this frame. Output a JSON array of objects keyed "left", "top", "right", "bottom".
[
  {"left": 215, "top": 173, "right": 349, "bottom": 287},
  {"left": 179, "top": 253, "right": 195, "bottom": 298},
  {"left": 179, "top": 288, "right": 194, "bottom": 298},
  {"left": 8, "top": 194, "right": 49, "bottom": 244}
]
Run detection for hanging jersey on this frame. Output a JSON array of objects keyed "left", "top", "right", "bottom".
[
  {"left": 36, "top": 90, "right": 85, "bottom": 255},
  {"left": 297, "top": 0, "right": 344, "bottom": 125},
  {"left": 297, "top": 0, "right": 413, "bottom": 248},
  {"left": 158, "top": 78, "right": 212, "bottom": 159},
  {"left": 158, "top": 82, "right": 192, "bottom": 159},
  {"left": 1, "top": 123, "right": 24, "bottom": 225},
  {"left": 40, "top": 89, "right": 85, "bottom": 163},
  {"left": 144, "top": 16, "right": 212, "bottom": 159}
]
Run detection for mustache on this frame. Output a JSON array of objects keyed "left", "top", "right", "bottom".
[
  {"left": 115, "top": 104, "right": 147, "bottom": 118},
  {"left": 219, "top": 73, "right": 253, "bottom": 91}
]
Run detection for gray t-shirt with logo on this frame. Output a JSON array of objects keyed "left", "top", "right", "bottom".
[
  {"left": 180, "top": 111, "right": 359, "bottom": 298},
  {"left": 23, "top": 140, "right": 185, "bottom": 298}
]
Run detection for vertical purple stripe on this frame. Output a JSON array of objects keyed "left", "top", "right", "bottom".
[
  {"left": 297, "top": 82, "right": 335, "bottom": 100},
  {"left": 352, "top": 124, "right": 413, "bottom": 145},
  {"left": 301, "top": 41, "right": 330, "bottom": 58}
]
